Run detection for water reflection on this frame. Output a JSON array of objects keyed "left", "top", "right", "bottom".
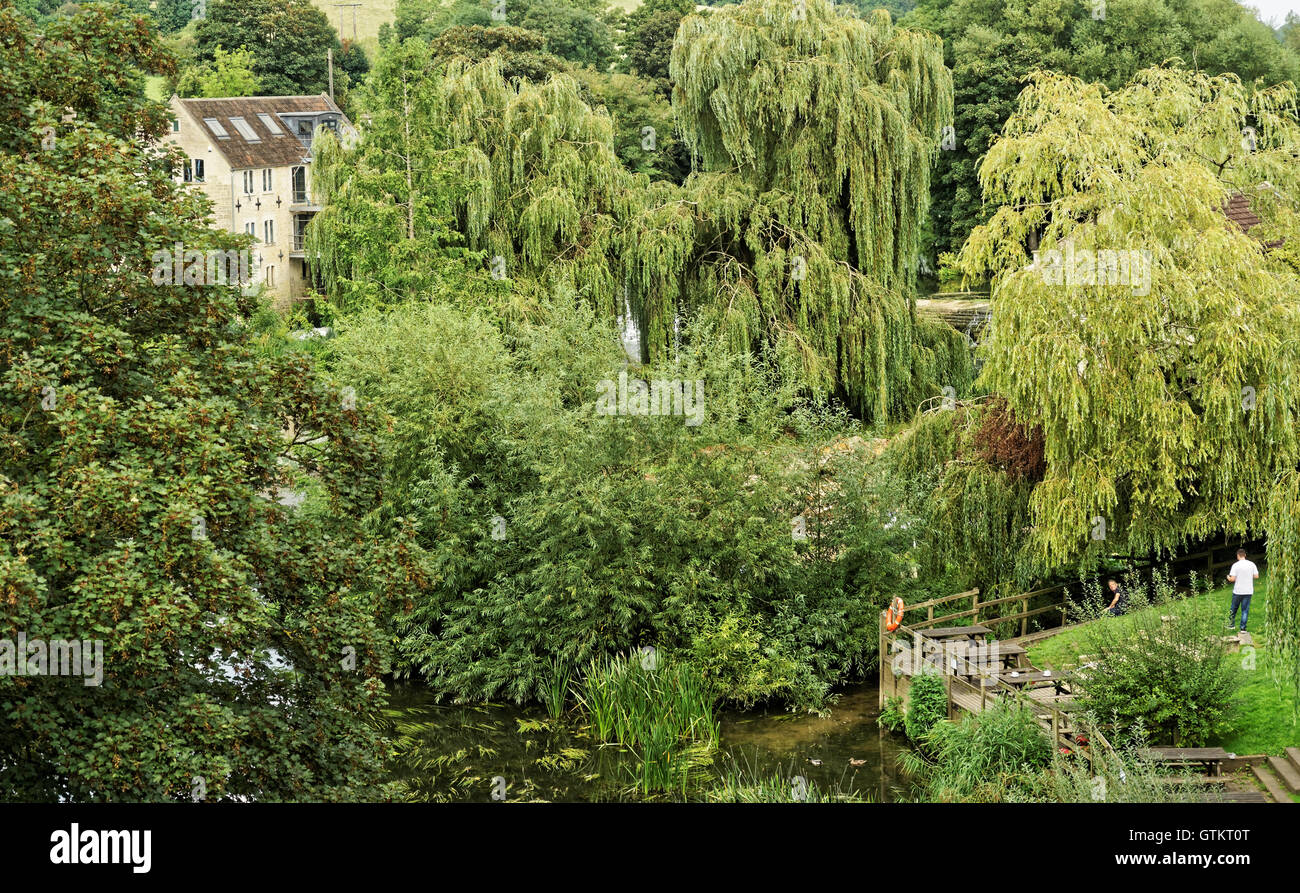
[{"left": 382, "top": 682, "right": 916, "bottom": 802}]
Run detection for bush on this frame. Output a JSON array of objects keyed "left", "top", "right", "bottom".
[
  {"left": 1075, "top": 603, "right": 1242, "bottom": 746},
  {"left": 906, "top": 702, "right": 1054, "bottom": 802},
  {"left": 904, "top": 672, "right": 949, "bottom": 742},
  {"left": 333, "top": 295, "right": 941, "bottom": 711},
  {"left": 878, "top": 695, "right": 906, "bottom": 733}
]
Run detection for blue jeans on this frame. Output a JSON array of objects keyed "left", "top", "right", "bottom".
[{"left": 1229, "top": 593, "right": 1252, "bottom": 631}]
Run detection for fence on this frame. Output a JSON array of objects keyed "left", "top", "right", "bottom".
[{"left": 903, "top": 539, "right": 1256, "bottom": 639}]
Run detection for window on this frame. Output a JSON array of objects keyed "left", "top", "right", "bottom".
[
  {"left": 245, "top": 221, "right": 256, "bottom": 239},
  {"left": 262, "top": 168, "right": 272, "bottom": 192},
  {"left": 257, "top": 113, "right": 283, "bottom": 135},
  {"left": 193, "top": 159, "right": 205, "bottom": 183},
  {"left": 242, "top": 170, "right": 254, "bottom": 194},
  {"left": 265, "top": 265, "right": 275, "bottom": 288},
  {"left": 171, "top": 119, "right": 180, "bottom": 133},
  {"left": 263, "top": 219, "right": 274, "bottom": 244},
  {"left": 203, "top": 117, "right": 229, "bottom": 139},
  {"left": 291, "top": 166, "right": 308, "bottom": 204},
  {"left": 182, "top": 159, "right": 192, "bottom": 183},
  {"left": 230, "top": 116, "right": 260, "bottom": 142}
]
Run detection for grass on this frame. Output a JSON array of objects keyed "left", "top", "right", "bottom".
[
  {"left": 145, "top": 75, "right": 167, "bottom": 102},
  {"left": 308, "top": 0, "right": 396, "bottom": 56},
  {"left": 1028, "top": 578, "right": 1300, "bottom": 756}
]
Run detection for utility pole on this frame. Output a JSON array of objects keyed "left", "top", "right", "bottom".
[
  {"left": 327, "top": 47, "right": 334, "bottom": 102},
  {"left": 333, "top": 3, "right": 361, "bottom": 42}
]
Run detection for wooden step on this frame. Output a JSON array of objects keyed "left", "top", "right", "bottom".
[
  {"left": 1203, "top": 791, "right": 1271, "bottom": 803},
  {"left": 1252, "top": 764, "right": 1291, "bottom": 802},
  {"left": 1287, "top": 747, "right": 1300, "bottom": 775},
  {"left": 1267, "top": 755, "right": 1300, "bottom": 794}
]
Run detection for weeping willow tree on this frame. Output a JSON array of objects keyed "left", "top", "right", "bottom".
[
  {"left": 309, "top": 2, "right": 969, "bottom": 420},
  {"left": 440, "top": 55, "right": 639, "bottom": 317},
  {"left": 309, "top": 39, "right": 637, "bottom": 319},
  {"left": 958, "top": 66, "right": 1300, "bottom": 704},
  {"left": 620, "top": 0, "right": 967, "bottom": 419}
]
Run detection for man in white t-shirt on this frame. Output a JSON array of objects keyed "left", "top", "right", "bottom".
[{"left": 1226, "top": 548, "right": 1260, "bottom": 632}]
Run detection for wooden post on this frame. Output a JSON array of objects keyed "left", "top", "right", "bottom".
[
  {"left": 878, "top": 612, "right": 887, "bottom": 709},
  {"left": 927, "top": 604, "right": 934, "bottom": 623},
  {"left": 327, "top": 48, "right": 334, "bottom": 102},
  {"left": 1021, "top": 596, "right": 1029, "bottom": 637},
  {"left": 944, "top": 670, "right": 953, "bottom": 720},
  {"left": 972, "top": 591, "right": 980, "bottom": 625}
]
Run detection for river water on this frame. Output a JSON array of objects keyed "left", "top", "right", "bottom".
[{"left": 382, "top": 681, "right": 916, "bottom": 802}]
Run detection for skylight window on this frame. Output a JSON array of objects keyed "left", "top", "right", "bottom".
[
  {"left": 229, "top": 116, "right": 260, "bottom": 142},
  {"left": 257, "top": 113, "right": 283, "bottom": 135},
  {"left": 203, "top": 117, "right": 229, "bottom": 139}
]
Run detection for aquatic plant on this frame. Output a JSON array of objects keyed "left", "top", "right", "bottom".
[
  {"left": 878, "top": 696, "right": 906, "bottom": 734},
  {"left": 539, "top": 657, "right": 573, "bottom": 720},
  {"left": 903, "top": 672, "right": 948, "bottom": 743},
  {"left": 706, "top": 754, "right": 869, "bottom": 803},
  {"left": 574, "top": 652, "right": 719, "bottom": 794}
]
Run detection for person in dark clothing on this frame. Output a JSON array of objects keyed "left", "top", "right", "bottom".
[{"left": 1103, "top": 578, "right": 1128, "bottom": 616}]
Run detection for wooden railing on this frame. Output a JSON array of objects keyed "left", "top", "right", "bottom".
[
  {"left": 882, "top": 614, "right": 1115, "bottom": 767},
  {"left": 902, "top": 540, "right": 1256, "bottom": 640}
]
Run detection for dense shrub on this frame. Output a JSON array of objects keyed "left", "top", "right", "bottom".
[
  {"left": 330, "top": 296, "right": 957, "bottom": 710},
  {"left": 1075, "top": 605, "right": 1243, "bottom": 746},
  {"left": 908, "top": 702, "right": 1053, "bottom": 802},
  {"left": 904, "top": 672, "right": 949, "bottom": 741}
]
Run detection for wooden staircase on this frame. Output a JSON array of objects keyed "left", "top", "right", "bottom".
[{"left": 1250, "top": 747, "right": 1300, "bottom": 802}]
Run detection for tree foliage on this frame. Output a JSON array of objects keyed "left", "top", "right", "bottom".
[
  {"left": 175, "top": 46, "right": 261, "bottom": 98},
  {"left": 0, "top": 2, "right": 421, "bottom": 800},
  {"left": 193, "top": 0, "right": 344, "bottom": 96},
  {"left": 957, "top": 65, "right": 1300, "bottom": 700},
  {"left": 905, "top": 0, "right": 1300, "bottom": 259},
  {"left": 314, "top": 2, "right": 971, "bottom": 421}
]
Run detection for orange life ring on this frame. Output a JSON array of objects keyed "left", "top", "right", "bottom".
[{"left": 884, "top": 597, "right": 905, "bottom": 632}]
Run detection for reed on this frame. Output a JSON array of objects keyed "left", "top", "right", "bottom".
[
  {"left": 574, "top": 652, "right": 720, "bottom": 794},
  {"left": 539, "top": 657, "right": 573, "bottom": 720}
]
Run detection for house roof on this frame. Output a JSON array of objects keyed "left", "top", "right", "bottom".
[
  {"left": 1224, "top": 193, "right": 1262, "bottom": 232},
  {"left": 174, "top": 95, "right": 351, "bottom": 169},
  {"left": 1223, "top": 191, "right": 1284, "bottom": 248}
]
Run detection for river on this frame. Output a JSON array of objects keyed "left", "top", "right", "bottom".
[{"left": 381, "top": 681, "right": 917, "bottom": 802}]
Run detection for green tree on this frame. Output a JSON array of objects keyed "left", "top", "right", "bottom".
[
  {"left": 517, "top": 0, "right": 614, "bottom": 68},
  {"left": 904, "top": 0, "right": 1300, "bottom": 260},
  {"left": 428, "top": 23, "right": 568, "bottom": 83},
  {"left": 309, "top": 38, "right": 482, "bottom": 309},
  {"left": 622, "top": 0, "right": 693, "bottom": 88},
  {"left": 956, "top": 66, "right": 1300, "bottom": 700},
  {"left": 0, "top": 1, "right": 423, "bottom": 801},
  {"left": 193, "top": 0, "right": 341, "bottom": 96},
  {"left": 176, "top": 45, "right": 261, "bottom": 97}
]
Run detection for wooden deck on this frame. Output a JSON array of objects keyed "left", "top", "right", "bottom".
[{"left": 879, "top": 586, "right": 1297, "bottom": 802}]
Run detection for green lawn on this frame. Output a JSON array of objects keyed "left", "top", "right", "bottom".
[
  {"left": 304, "top": 0, "right": 646, "bottom": 56},
  {"left": 1027, "top": 579, "right": 1300, "bottom": 756},
  {"left": 145, "top": 75, "right": 167, "bottom": 102},
  {"left": 309, "top": 0, "right": 396, "bottom": 56}
]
